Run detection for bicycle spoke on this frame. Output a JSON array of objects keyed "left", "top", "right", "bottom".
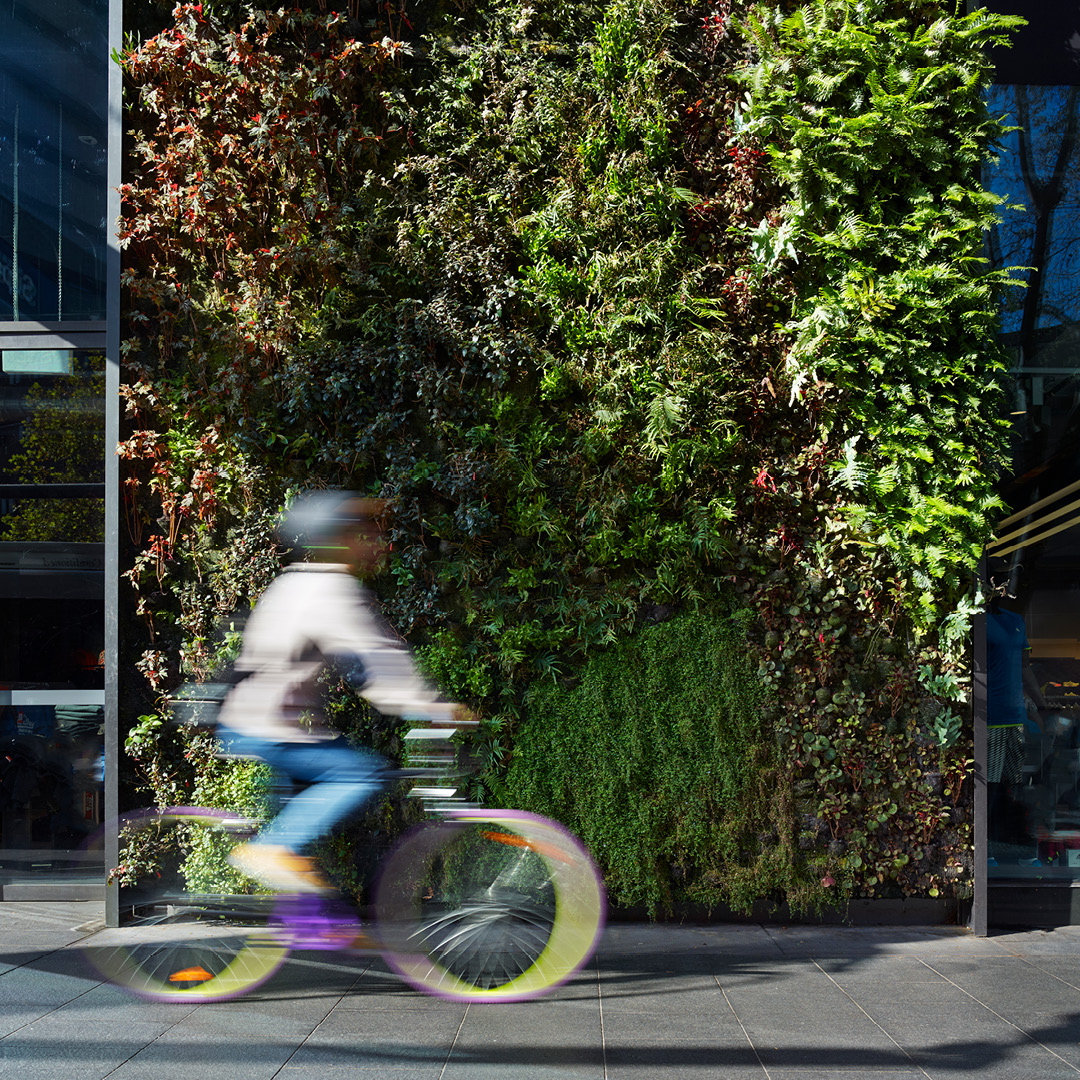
[
  {"left": 375, "top": 811, "right": 604, "bottom": 1000},
  {"left": 83, "top": 809, "right": 288, "bottom": 1002}
]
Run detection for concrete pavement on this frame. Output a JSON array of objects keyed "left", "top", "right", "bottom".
[{"left": 5, "top": 902, "right": 1080, "bottom": 1078}]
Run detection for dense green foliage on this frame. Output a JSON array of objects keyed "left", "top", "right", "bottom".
[
  {"left": 118, "top": 0, "right": 1019, "bottom": 909},
  {"left": 742, "top": 3, "right": 1017, "bottom": 613},
  {"left": 501, "top": 612, "right": 806, "bottom": 914},
  {"left": 728, "top": 1, "right": 1022, "bottom": 899}
]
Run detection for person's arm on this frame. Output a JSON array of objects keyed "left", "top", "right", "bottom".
[{"left": 315, "top": 573, "right": 456, "bottom": 722}]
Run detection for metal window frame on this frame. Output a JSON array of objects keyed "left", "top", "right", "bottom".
[
  {"left": 971, "top": 567, "right": 989, "bottom": 936},
  {"left": 104, "top": 0, "right": 121, "bottom": 928},
  {"left": 0, "top": 322, "right": 107, "bottom": 350}
]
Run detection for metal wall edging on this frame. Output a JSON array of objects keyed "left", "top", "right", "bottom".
[
  {"left": 971, "top": 559, "right": 989, "bottom": 935},
  {"left": 103, "top": 0, "right": 122, "bottom": 929},
  {"left": 0, "top": 334, "right": 107, "bottom": 350},
  {"left": 0, "top": 322, "right": 107, "bottom": 333},
  {"left": 0, "top": 691, "right": 106, "bottom": 706}
]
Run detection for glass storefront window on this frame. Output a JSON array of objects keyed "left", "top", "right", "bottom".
[
  {"left": 0, "top": 702, "right": 104, "bottom": 884},
  {"left": 0, "top": 348, "right": 105, "bottom": 548},
  {"left": 985, "top": 84, "right": 1080, "bottom": 376},
  {"left": 0, "top": 0, "right": 109, "bottom": 322},
  {"left": 0, "top": 346, "right": 104, "bottom": 891},
  {"left": 984, "top": 82, "right": 1080, "bottom": 881},
  {"left": 984, "top": 540, "right": 1080, "bottom": 879}
]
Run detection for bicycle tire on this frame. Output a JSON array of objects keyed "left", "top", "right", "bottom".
[
  {"left": 374, "top": 809, "right": 605, "bottom": 1002},
  {"left": 84, "top": 808, "right": 289, "bottom": 1002}
]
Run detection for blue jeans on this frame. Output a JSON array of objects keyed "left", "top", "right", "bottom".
[{"left": 217, "top": 728, "right": 387, "bottom": 853}]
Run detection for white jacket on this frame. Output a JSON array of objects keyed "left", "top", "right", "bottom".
[{"left": 218, "top": 563, "right": 454, "bottom": 742}]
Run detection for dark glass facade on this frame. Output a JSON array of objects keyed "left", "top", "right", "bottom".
[
  {"left": 0, "top": 0, "right": 109, "bottom": 322},
  {"left": 980, "top": 4, "right": 1080, "bottom": 918},
  {"left": 0, "top": 0, "right": 112, "bottom": 898},
  {"left": 1, "top": 349, "right": 105, "bottom": 680},
  {"left": 0, "top": 347, "right": 105, "bottom": 890}
]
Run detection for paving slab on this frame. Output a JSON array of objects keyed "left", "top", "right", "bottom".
[
  {"left": 603, "top": 1043, "right": 765, "bottom": 1079},
  {"left": 286, "top": 1000, "right": 467, "bottom": 1072},
  {"left": 278, "top": 1070, "right": 439, "bottom": 1080},
  {"left": 103, "top": 1029, "right": 305, "bottom": 1080},
  {"left": 442, "top": 977, "right": 604, "bottom": 1080},
  {"left": 0, "top": 1016, "right": 175, "bottom": 1080},
  {"left": 762, "top": 1072, "right": 927, "bottom": 1079},
  {"left": 9, "top": 904, "right": 1080, "bottom": 1078}
]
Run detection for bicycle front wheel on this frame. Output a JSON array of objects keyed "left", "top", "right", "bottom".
[
  {"left": 85, "top": 808, "right": 289, "bottom": 1002},
  {"left": 374, "top": 809, "right": 605, "bottom": 1002}
]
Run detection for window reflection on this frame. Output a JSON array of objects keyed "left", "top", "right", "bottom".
[
  {"left": 985, "top": 547, "right": 1080, "bottom": 877},
  {"left": 0, "top": 0, "right": 109, "bottom": 321},
  {"left": 0, "top": 703, "right": 103, "bottom": 886},
  {"left": 0, "top": 349, "right": 104, "bottom": 543},
  {"left": 0, "top": 344, "right": 104, "bottom": 885},
  {"left": 986, "top": 85, "right": 1080, "bottom": 368},
  {"left": 985, "top": 84, "right": 1080, "bottom": 878},
  {"left": 0, "top": 0, "right": 109, "bottom": 894},
  {"left": 0, "top": 348, "right": 104, "bottom": 689}
]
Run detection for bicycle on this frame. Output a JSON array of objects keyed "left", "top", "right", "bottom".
[{"left": 84, "top": 718, "right": 606, "bottom": 1004}]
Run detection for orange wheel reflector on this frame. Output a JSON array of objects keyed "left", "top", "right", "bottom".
[
  {"left": 481, "top": 831, "right": 572, "bottom": 864},
  {"left": 168, "top": 967, "right": 214, "bottom": 983}
]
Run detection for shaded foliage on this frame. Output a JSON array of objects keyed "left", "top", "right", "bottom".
[{"left": 500, "top": 611, "right": 803, "bottom": 915}]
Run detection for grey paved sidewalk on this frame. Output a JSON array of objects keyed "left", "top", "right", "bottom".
[{"left": 5, "top": 903, "right": 1080, "bottom": 1079}]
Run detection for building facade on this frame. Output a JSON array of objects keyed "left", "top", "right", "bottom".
[
  {"left": 0, "top": 0, "right": 119, "bottom": 906},
  {"left": 1, "top": 0, "right": 1076, "bottom": 931},
  {"left": 975, "top": 1, "right": 1080, "bottom": 929}
]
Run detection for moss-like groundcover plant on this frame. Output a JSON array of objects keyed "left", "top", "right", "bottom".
[{"left": 118, "top": 0, "right": 1020, "bottom": 911}]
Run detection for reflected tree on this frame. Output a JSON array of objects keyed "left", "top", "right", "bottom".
[
  {"left": 0, "top": 360, "right": 105, "bottom": 543},
  {"left": 987, "top": 85, "right": 1080, "bottom": 364}
]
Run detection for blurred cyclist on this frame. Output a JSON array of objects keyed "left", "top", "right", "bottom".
[{"left": 219, "top": 491, "right": 459, "bottom": 893}]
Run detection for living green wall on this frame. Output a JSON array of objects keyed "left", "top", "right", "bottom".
[
  {"left": 118, "top": 0, "right": 1020, "bottom": 908},
  {"left": 500, "top": 611, "right": 813, "bottom": 914}
]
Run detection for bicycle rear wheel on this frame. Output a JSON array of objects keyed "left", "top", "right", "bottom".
[
  {"left": 374, "top": 809, "right": 604, "bottom": 1002},
  {"left": 85, "top": 808, "right": 289, "bottom": 1002}
]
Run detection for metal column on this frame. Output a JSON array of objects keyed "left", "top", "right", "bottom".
[
  {"left": 104, "top": 0, "right": 123, "bottom": 928},
  {"left": 970, "top": 558, "right": 989, "bottom": 935}
]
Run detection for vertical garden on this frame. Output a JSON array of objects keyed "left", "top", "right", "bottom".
[{"left": 118, "top": 0, "right": 1020, "bottom": 911}]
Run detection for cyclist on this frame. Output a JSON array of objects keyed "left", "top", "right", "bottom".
[{"left": 219, "top": 490, "right": 460, "bottom": 893}]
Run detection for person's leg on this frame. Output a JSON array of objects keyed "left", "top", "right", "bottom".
[
  {"left": 218, "top": 728, "right": 386, "bottom": 892},
  {"left": 255, "top": 738, "right": 386, "bottom": 852}
]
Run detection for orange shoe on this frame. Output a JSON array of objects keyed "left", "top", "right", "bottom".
[{"left": 228, "top": 842, "right": 333, "bottom": 894}]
